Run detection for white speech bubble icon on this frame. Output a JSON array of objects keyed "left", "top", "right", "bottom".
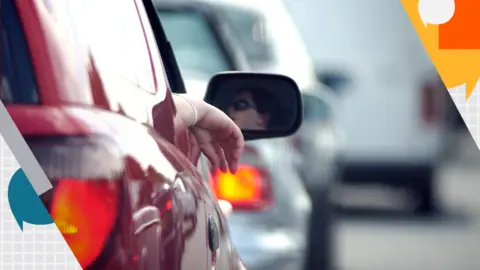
[{"left": 418, "top": 0, "right": 456, "bottom": 27}]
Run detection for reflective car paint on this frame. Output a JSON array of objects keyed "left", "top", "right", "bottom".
[{"left": 6, "top": 0, "right": 241, "bottom": 269}]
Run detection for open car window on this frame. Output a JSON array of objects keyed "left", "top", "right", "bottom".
[{"left": 1, "top": 0, "right": 39, "bottom": 104}]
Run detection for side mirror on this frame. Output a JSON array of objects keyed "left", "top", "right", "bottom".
[{"left": 204, "top": 72, "right": 303, "bottom": 141}]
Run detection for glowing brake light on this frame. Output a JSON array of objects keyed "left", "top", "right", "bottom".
[
  {"left": 28, "top": 136, "right": 125, "bottom": 269},
  {"left": 51, "top": 179, "right": 120, "bottom": 268},
  {"left": 210, "top": 165, "right": 272, "bottom": 211}
]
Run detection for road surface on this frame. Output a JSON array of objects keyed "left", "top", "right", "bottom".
[{"left": 335, "top": 132, "right": 480, "bottom": 270}]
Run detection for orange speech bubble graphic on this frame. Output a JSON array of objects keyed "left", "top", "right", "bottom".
[
  {"left": 402, "top": 0, "right": 480, "bottom": 100},
  {"left": 438, "top": 0, "right": 480, "bottom": 49}
]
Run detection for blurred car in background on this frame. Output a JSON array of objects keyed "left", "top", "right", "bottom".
[
  {"left": 284, "top": 0, "right": 456, "bottom": 215},
  {"left": 205, "top": 0, "right": 320, "bottom": 92},
  {"left": 191, "top": 0, "right": 341, "bottom": 268},
  {"left": 293, "top": 84, "right": 343, "bottom": 196},
  {"left": 154, "top": 0, "right": 251, "bottom": 98},
  {"left": 291, "top": 89, "right": 343, "bottom": 270},
  {"left": 155, "top": 1, "right": 313, "bottom": 269}
]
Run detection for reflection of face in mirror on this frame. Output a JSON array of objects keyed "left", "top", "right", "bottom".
[
  {"left": 207, "top": 73, "right": 302, "bottom": 135},
  {"left": 227, "top": 89, "right": 272, "bottom": 130}
]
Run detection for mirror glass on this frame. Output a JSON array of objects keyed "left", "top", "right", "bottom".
[{"left": 206, "top": 73, "right": 301, "bottom": 134}]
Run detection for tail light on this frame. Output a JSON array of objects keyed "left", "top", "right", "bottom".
[
  {"left": 209, "top": 146, "right": 272, "bottom": 211},
  {"left": 421, "top": 79, "right": 446, "bottom": 125},
  {"left": 28, "top": 136, "right": 125, "bottom": 269}
]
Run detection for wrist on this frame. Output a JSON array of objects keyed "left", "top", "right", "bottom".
[{"left": 173, "top": 94, "right": 201, "bottom": 128}]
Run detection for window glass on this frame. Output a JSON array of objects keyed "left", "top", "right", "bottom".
[
  {"left": 158, "top": 10, "right": 230, "bottom": 77},
  {"left": 0, "top": 0, "right": 39, "bottom": 104},
  {"left": 80, "top": 0, "right": 156, "bottom": 93},
  {"left": 220, "top": 6, "right": 273, "bottom": 67},
  {"left": 119, "top": 0, "right": 156, "bottom": 93}
]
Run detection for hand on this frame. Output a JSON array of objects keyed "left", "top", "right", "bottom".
[{"left": 173, "top": 94, "right": 244, "bottom": 173}]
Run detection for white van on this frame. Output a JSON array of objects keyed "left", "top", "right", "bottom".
[{"left": 284, "top": 0, "right": 453, "bottom": 214}]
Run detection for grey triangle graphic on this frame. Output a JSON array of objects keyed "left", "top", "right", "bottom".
[{"left": 0, "top": 101, "right": 52, "bottom": 195}]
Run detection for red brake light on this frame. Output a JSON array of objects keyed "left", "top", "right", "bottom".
[
  {"left": 28, "top": 136, "right": 124, "bottom": 269},
  {"left": 210, "top": 165, "right": 272, "bottom": 211},
  {"left": 422, "top": 79, "right": 447, "bottom": 125},
  {"left": 422, "top": 82, "right": 436, "bottom": 123},
  {"left": 51, "top": 179, "right": 120, "bottom": 268}
]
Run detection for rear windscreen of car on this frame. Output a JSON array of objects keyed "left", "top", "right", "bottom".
[
  {"left": 1, "top": 0, "right": 40, "bottom": 104},
  {"left": 219, "top": 6, "right": 273, "bottom": 67},
  {"left": 157, "top": 9, "right": 230, "bottom": 77}
]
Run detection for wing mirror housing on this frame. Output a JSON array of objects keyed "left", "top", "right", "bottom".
[{"left": 204, "top": 72, "right": 303, "bottom": 141}]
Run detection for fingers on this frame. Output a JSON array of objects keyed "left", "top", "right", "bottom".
[
  {"left": 213, "top": 143, "right": 228, "bottom": 172},
  {"left": 201, "top": 143, "right": 221, "bottom": 171},
  {"left": 193, "top": 127, "right": 241, "bottom": 173},
  {"left": 222, "top": 142, "right": 239, "bottom": 173},
  {"left": 219, "top": 134, "right": 243, "bottom": 174},
  {"left": 199, "top": 142, "right": 228, "bottom": 173},
  {"left": 189, "top": 106, "right": 244, "bottom": 174},
  {"left": 188, "top": 133, "right": 201, "bottom": 165}
]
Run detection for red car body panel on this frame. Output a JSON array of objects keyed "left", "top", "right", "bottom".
[{"left": 5, "top": 0, "right": 239, "bottom": 269}]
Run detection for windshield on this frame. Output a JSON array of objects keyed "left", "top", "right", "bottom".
[{"left": 157, "top": 9, "right": 230, "bottom": 78}]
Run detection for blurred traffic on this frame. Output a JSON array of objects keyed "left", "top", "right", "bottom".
[
  {"left": 2, "top": 0, "right": 476, "bottom": 269},
  {"left": 157, "top": 2, "right": 314, "bottom": 269},
  {"left": 157, "top": 0, "right": 475, "bottom": 269}
]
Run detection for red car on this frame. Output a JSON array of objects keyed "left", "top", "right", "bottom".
[{"left": 1, "top": 0, "right": 302, "bottom": 269}]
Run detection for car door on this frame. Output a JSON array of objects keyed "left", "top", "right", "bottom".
[
  {"left": 63, "top": 0, "right": 214, "bottom": 268},
  {"left": 132, "top": 0, "right": 220, "bottom": 268}
]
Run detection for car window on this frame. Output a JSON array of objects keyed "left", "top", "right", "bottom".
[
  {"left": 119, "top": 0, "right": 157, "bottom": 93},
  {"left": 1, "top": 0, "right": 40, "bottom": 104},
  {"left": 157, "top": 9, "right": 230, "bottom": 77},
  {"left": 219, "top": 6, "right": 273, "bottom": 67},
  {"left": 302, "top": 94, "right": 331, "bottom": 121},
  {"left": 77, "top": 0, "right": 156, "bottom": 93}
]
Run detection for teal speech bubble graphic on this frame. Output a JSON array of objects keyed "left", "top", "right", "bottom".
[{"left": 8, "top": 169, "right": 53, "bottom": 231}]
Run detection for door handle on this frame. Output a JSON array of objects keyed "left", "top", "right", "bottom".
[{"left": 207, "top": 215, "right": 219, "bottom": 252}]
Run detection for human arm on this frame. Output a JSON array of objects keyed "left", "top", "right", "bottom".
[{"left": 172, "top": 93, "right": 244, "bottom": 173}]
